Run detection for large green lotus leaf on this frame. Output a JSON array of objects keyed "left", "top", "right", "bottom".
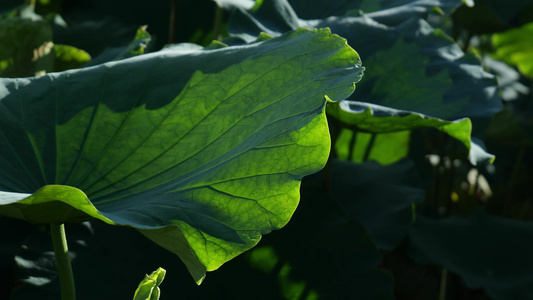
[
  {"left": 492, "top": 21, "right": 533, "bottom": 79},
  {"left": 409, "top": 210, "right": 533, "bottom": 300},
  {"left": 0, "top": 28, "right": 363, "bottom": 283},
  {"left": 226, "top": 1, "right": 502, "bottom": 135}
]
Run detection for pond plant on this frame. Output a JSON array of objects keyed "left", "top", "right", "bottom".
[{"left": 1, "top": 0, "right": 532, "bottom": 299}]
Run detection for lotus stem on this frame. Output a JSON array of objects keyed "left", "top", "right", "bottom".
[
  {"left": 439, "top": 268, "right": 447, "bottom": 300},
  {"left": 213, "top": 4, "right": 224, "bottom": 41},
  {"left": 363, "top": 133, "right": 376, "bottom": 161},
  {"left": 168, "top": 0, "right": 177, "bottom": 44},
  {"left": 50, "top": 223, "right": 76, "bottom": 300},
  {"left": 347, "top": 130, "right": 357, "bottom": 161}
]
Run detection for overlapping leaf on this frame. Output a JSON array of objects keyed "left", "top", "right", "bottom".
[
  {"left": 328, "top": 100, "right": 477, "bottom": 164},
  {"left": 287, "top": 0, "right": 463, "bottom": 19},
  {"left": 0, "top": 28, "right": 363, "bottom": 283},
  {"left": 226, "top": 0, "right": 502, "bottom": 133}
]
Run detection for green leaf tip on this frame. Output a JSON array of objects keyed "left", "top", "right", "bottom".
[
  {"left": 0, "top": 185, "right": 114, "bottom": 225},
  {"left": 205, "top": 40, "right": 228, "bottom": 49},
  {"left": 253, "top": 32, "right": 273, "bottom": 42}
]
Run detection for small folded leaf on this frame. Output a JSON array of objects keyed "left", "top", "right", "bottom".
[{"left": 133, "top": 268, "right": 166, "bottom": 300}]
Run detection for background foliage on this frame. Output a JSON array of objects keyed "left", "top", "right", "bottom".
[{"left": 1, "top": 0, "right": 532, "bottom": 299}]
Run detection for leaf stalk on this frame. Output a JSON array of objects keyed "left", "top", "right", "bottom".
[
  {"left": 213, "top": 4, "right": 224, "bottom": 41},
  {"left": 50, "top": 223, "right": 76, "bottom": 300}
]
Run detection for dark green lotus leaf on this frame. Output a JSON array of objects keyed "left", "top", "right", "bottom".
[
  {"left": 0, "top": 28, "right": 363, "bottom": 283},
  {"left": 322, "top": 19, "right": 501, "bottom": 126},
  {"left": 330, "top": 159, "right": 425, "bottom": 249},
  {"left": 483, "top": 56, "right": 530, "bottom": 102},
  {"left": 228, "top": 0, "right": 460, "bottom": 36},
  {"left": 226, "top": 1, "right": 502, "bottom": 135},
  {"left": 227, "top": 0, "right": 311, "bottom": 43},
  {"left": 492, "top": 21, "right": 533, "bottom": 79},
  {"left": 409, "top": 210, "right": 533, "bottom": 300}
]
